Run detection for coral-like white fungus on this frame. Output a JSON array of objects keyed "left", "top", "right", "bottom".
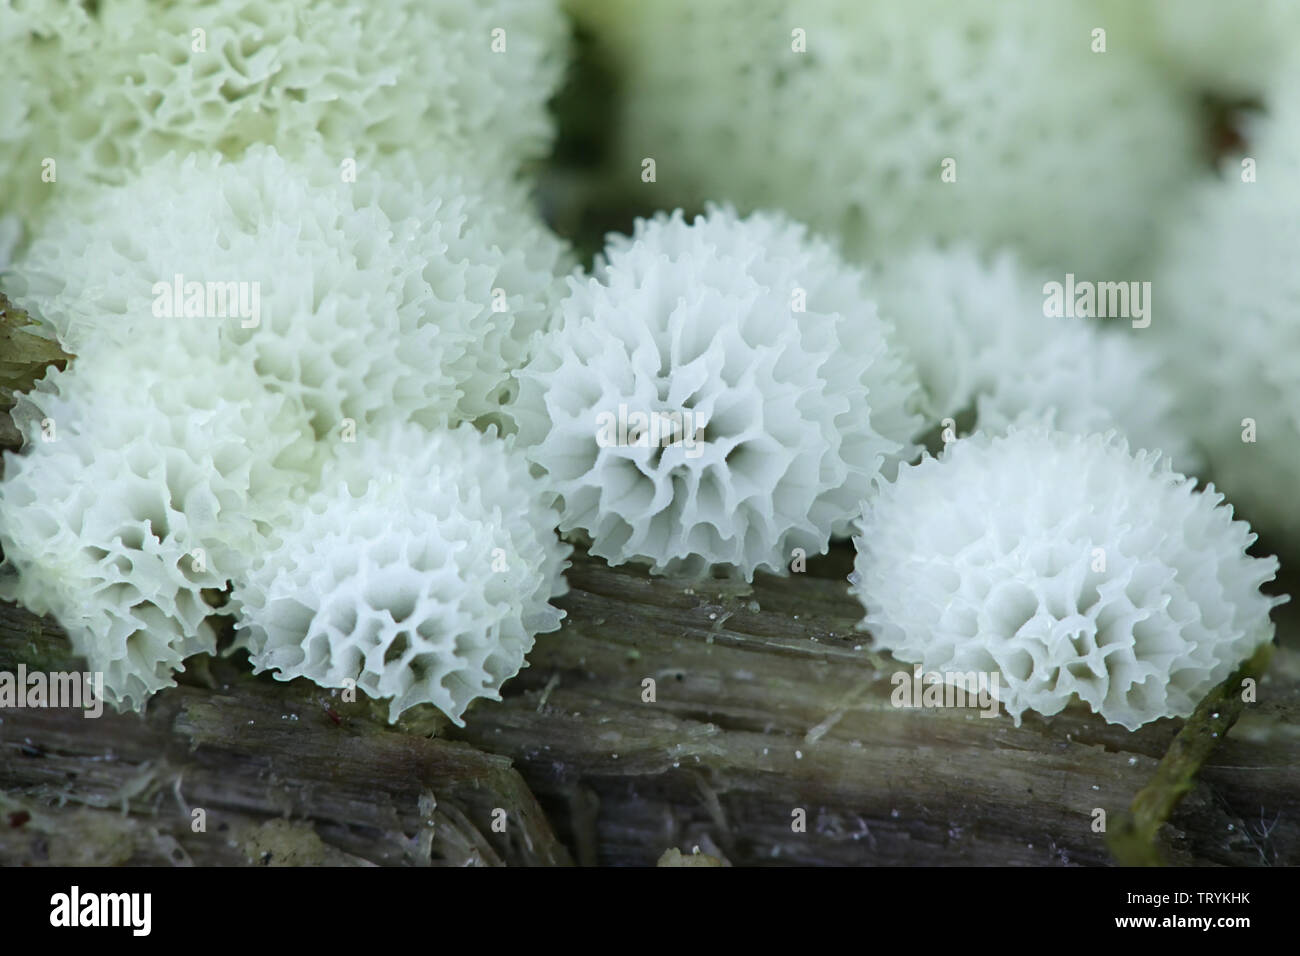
[
  {"left": 1, "top": 0, "right": 567, "bottom": 220},
  {"left": 851, "top": 429, "right": 1284, "bottom": 730},
  {"left": 570, "top": 0, "right": 1199, "bottom": 276},
  {"left": 12, "top": 146, "right": 570, "bottom": 435},
  {"left": 512, "top": 205, "right": 923, "bottom": 579},
  {"left": 867, "top": 243, "right": 1198, "bottom": 470},
  {"left": 232, "top": 422, "right": 571, "bottom": 725},
  {"left": 1151, "top": 86, "right": 1300, "bottom": 543},
  {"left": 0, "top": 331, "right": 316, "bottom": 711}
]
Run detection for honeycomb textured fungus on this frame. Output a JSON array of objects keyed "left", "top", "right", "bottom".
[
  {"left": 512, "top": 206, "right": 923, "bottom": 579},
  {"left": 1, "top": 0, "right": 567, "bottom": 220},
  {"left": 850, "top": 429, "right": 1284, "bottom": 730},
  {"left": 232, "top": 423, "right": 571, "bottom": 725},
  {"left": 12, "top": 146, "right": 570, "bottom": 436},
  {"left": 0, "top": 332, "right": 316, "bottom": 710}
]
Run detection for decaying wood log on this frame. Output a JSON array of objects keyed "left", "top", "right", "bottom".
[
  {"left": 0, "top": 609, "right": 571, "bottom": 866},
  {"left": 1, "top": 549, "right": 1296, "bottom": 866}
]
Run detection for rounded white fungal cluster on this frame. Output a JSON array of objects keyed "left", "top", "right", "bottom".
[
  {"left": 512, "top": 206, "right": 923, "bottom": 579},
  {"left": 850, "top": 429, "right": 1284, "bottom": 730},
  {"left": 1, "top": 0, "right": 567, "bottom": 221},
  {"left": 12, "top": 146, "right": 570, "bottom": 436},
  {"left": 0, "top": 332, "right": 316, "bottom": 710},
  {"left": 0, "top": 0, "right": 1291, "bottom": 744},
  {"left": 572, "top": 0, "right": 1198, "bottom": 276},
  {"left": 868, "top": 243, "right": 1197, "bottom": 470},
  {"left": 1151, "top": 88, "right": 1300, "bottom": 543},
  {"left": 0, "top": 0, "right": 577, "bottom": 718},
  {"left": 232, "top": 423, "right": 571, "bottom": 724}
]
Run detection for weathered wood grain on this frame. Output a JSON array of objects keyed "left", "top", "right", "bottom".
[
  {"left": 0, "top": 549, "right": 1295, "bottom": 866},
  {"left": 1, "top": 294, "right": 1295, "bottom": 866}
]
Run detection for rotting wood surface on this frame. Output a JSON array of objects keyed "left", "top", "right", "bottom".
[{"left": 1, "top": 550, "right": 1296, "bottom": 866}]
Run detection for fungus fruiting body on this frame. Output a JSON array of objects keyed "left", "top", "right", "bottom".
[
  {"left": 0, "top": 331, "right": 316, "bottom": 710},
  {"left": 232, "top": 423, "right": 571, "bottom": 725},
  {"left": 1, "top": 139, "right": 574, "bottom": 713},
  {"left": 1, "top": 0, "right": 568, "bottom": 221},
  {"left": 12, "top": 146, "right": 570, "bottom": 436},
  {"left": 850, "top": 428, "right": 1284, "bottom": 730},
  {"left": 867, "top": 243, "right": 1197, "bottom": 470},
  {"left": 1151, "top": 86, "right": 1300, "bottom": 544},
  {"left": 571, "top": 0, "right": 1199, "bottom": 276},
  {"left": 0, "top": 0, "right": 1290, "bottom": 751},
  {"left": 512, "top": 205, "right": 923, "bottom": 579}
]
